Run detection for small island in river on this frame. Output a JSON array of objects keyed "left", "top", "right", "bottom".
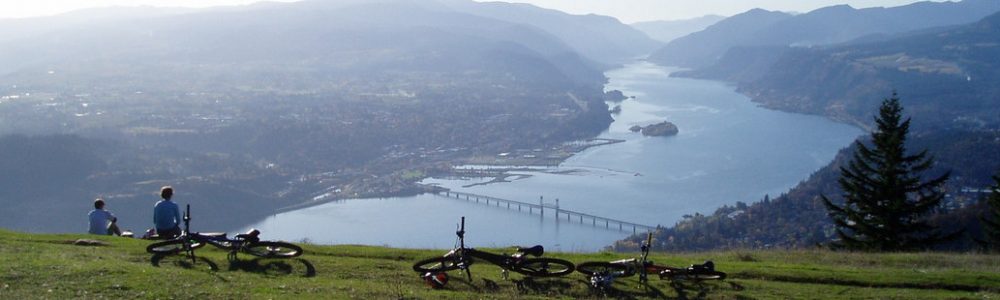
[{"left": 630, "top": 121, "right": 679, "bottom": 137}]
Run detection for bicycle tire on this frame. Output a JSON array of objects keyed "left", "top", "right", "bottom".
[
  {"left": 513, "top": 258, "right": 575, "bottom": 277},
  {"left": 412, "top": 256, "right": 463, "bottom": 273},
  {"left": 689, "top": 270, "right": 726, "bottom": 280},
  {"left": 576, "top": 261, "right": 633, "bottom": 277},
  {"left": 244, "top": 241, "right": 303, "bottom": 258},
  {"left": 661, "top": 269, "right": 726, "bottom": 281},
  {"left": 146, "top": 239, "right": 204, "bottom": 254}
]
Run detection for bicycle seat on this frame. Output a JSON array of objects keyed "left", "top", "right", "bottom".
[
  {"left": 236, "top": 229, "right": 260, "bottom": 240},
  {"left": 515, "top": 245, "right": 544, "bottom": 257},
  {"left": 691, "top": 260, "right": 715, "bottom": 271}
]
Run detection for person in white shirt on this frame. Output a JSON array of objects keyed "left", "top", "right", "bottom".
[{"left": 88, "top": 198, "right": 122, "bottom": 236}]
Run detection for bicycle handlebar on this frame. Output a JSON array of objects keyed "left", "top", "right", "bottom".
[{"left": 641, "top": 232, "right": 652, "bottom": 261}]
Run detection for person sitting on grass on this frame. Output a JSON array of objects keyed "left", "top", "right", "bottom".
[
  {"left": 153, "top": 186, "right": 182, "bottom": 238},
  {"left": 88, "top": 198, "right": 122, "bottom": 236}
]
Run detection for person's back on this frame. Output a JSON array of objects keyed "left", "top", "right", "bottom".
[
  {"left": 88, "top": 198, "right": 121, "bottom": 235},
  {"left": 153, "top": 186, "right": 182, "bottom": 238}
]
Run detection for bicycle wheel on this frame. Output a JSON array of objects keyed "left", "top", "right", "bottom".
[
  {"left": 146, "top": 239, "right": 204, "bottom": 254},
  {"left": 576, "top": 261, "right": 633, "bottom": 277},
  {"left": 244, "top": 241, "right": 303, "bottom": 258},
  {"left": 513, "top": 258, "right": 575, "bottom": 277},
  {"left": 412, "top": 256, "right": 463, "bottom": 273},
  {"left": 660, "top": 269, "right": 726, "bottom": 281},
  {"left": 689, "top": 270, "right": 726, "bottom": 280}
]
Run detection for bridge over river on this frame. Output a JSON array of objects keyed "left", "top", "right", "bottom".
[{"left": 435, "top": 190, "right": 658, "bottom": 234}]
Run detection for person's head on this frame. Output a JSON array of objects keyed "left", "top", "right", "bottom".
[
  {"left": 160, "top": 186, "right": 174, "bottom": 200},
  {"left": 94, "top": 198, "right": 105, "bottom": 210}
]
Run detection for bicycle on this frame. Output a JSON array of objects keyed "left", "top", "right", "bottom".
[
  {"left": 146, "top": 204, "right": 303, "bottom": 262},
  {"left": 576, "top": 233, "right": 725, "bottom": 290},
  {"left": 412, "top": 217, "right": 575, "bottom": 283}
]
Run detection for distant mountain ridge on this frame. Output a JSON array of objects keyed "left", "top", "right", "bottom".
[
  {"left": 630, "top": 15, "right": 725, "bottom": 43},
  {"left": 437, "top": 0, "right": 660, "bottom": 65},
  {"left": 649, "top": 0, "right": 1000, "bottom": 68},
  {"left": 647, "top": 8, "right": 792, "bottom": 68},
  {"left": 0, "top": 0, "right": 606, "bottom": 90}
]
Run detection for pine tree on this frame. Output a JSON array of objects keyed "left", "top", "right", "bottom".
[
  {"left": 982, "top": 172, "right": 1000, "bottom": 252},
  {"left": 822, "top": 92, "right": 951, "bottom": 251}
]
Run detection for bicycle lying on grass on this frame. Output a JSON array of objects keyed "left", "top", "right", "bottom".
[
  {"left": 412, "top": 217, "right": 575, "bottom": 285},
  {"left": 146, "top": 204, "right": 303, "bottom": 262},
  {"left": 576, "top": 233, "right": 725, "bottom": 290}
]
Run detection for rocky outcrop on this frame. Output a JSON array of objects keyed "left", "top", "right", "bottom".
[{"left": 630, "top": 121, "right": 679, "bottom": 137}]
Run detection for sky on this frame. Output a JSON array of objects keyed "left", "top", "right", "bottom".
[{"left": 0, "top": 0, "right": 945, "bottom": 23}]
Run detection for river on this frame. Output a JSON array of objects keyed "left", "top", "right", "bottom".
[{"left": 241, "top": 62, "right": 862, "bottom": 251}]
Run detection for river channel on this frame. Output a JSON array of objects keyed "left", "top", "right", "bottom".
[{"left": 242, "top": 62, "right": 862, "bottom": 251}]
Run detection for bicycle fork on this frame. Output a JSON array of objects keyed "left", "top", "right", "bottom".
[{"left": 184, "top": 241, "right": 196, "bottom": 264}]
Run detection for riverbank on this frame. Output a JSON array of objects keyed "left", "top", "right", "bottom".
[{"left": 271, "top": 137, "right": 627, "bottom": 215}]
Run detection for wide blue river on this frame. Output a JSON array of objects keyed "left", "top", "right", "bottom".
[{"left": 242, "top": 62, "right": 861, "bottom": 251}]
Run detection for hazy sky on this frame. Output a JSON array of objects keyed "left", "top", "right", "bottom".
[{"left": 0, "top": 0, "right": 945, "bottom": 23}]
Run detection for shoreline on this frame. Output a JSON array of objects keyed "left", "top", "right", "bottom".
[{"left": 271, "top": 138, "right": 627, "bottom": 215}]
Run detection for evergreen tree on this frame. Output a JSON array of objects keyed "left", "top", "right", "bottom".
[
  {"left": 982, "top": 172, "right": 1000, "bottom": 252},
  {"left": 822, "top": 92, "right": 951, "bottom": 251}
]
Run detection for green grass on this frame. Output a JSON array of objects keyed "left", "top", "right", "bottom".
[{"left": 1, "top": 230, "right": 998, "bottom": 299}]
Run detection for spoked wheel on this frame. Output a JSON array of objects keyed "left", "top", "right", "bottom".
[
  {"left": 576, "top": 261, "right": 633, "bottom": 277},
  {"left": 513, "top": 258, "right": 575, "bottom": 277},
  {"left": 146, "top": 239, "right": 204, "bottom": 254},
  {"left": 244, "top": 241, "right": 303, "bottom": 258},
  {"left": 412, "top": 256, "right": 464, "bottom": 273}
]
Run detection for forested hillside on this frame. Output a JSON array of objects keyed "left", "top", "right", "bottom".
[
  {"left": 620, "top": 130, "right": 1000, "bottom": 251},
  {"left": 625, "top": 11, "right": 1000, "bottom": 251}
]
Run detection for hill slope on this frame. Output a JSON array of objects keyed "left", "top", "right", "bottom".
[
  {"left": 1, "top": 230, "right": 998, "bottom": 298},
  {"left": 743, "top": 11, "right": 1000, "bottom": 128}
]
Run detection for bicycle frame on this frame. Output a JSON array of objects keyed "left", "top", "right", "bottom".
[
  {"left": 174, "top": 205, "right": 257, "bottom": 262},
  {"left": 149, "top": 204, "right": 301, "bottom": 262},
  {"left": 414, "top": 217, "right": 573, "bottom": 281},
  {"left": 444, "top": 217, "right": 530, "bottom": 280},
  {"left": 578, "top": 232, "right": 724, "bottom": 289},
  {"left": 443, "top": 246, "right": 532, "bottom": 280}
]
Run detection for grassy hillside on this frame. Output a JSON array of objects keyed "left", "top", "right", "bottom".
[{"left": 0, "top": 229, "right": 997, "bottom": 299}]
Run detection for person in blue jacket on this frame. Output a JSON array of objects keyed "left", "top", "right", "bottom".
[{"left": 153, "top": 186, "right": 182, "bottom": 238}]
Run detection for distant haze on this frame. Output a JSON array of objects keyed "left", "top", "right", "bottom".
[{"left": 0, "top": 0, "right": 946, "bottom": 22}]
